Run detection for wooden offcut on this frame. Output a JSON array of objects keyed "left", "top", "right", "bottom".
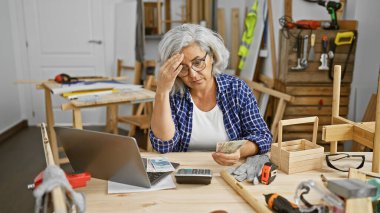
[{"left": 271, "top": 116, "right": 324, "bottom": 174}]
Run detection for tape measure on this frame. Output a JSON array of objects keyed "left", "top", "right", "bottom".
[{"left": 260, "top": 162, "right": 278, "bottom": 185}]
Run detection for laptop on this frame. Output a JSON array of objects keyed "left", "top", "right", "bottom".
[{"left": 55, "top": 127, "right": 179, "bottom": 188}]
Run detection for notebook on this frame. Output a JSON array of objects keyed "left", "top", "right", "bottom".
[{"left": 55, "top": 127, "right": 179, "bottom": 188}]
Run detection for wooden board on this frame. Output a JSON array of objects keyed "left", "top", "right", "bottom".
[{"left": 231, "top": 8, "right": 240, "bottom": 70}]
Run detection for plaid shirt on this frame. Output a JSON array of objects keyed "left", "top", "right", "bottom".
[{"left": 149, "top": 74, "right": 272, "bottom": 154}]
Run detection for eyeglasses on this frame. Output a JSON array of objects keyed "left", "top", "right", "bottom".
[
  {"left": 325, "top": 153, "right": 365, "bottom": 172},
  {"left": 178, "top": 53, "right": 208, "bottom": 77}
]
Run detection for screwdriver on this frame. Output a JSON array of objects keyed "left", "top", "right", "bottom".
[{"left": 264, "top": 193, "right": 301, "bottom": 213}]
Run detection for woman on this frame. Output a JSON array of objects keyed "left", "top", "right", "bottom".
[{"left": 149, "top": 24, "right": 272, "bottom": 166}]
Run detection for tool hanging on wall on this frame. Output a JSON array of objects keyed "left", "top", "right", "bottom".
[
  {"left": 291, "top": 35, "right": 306, "bottom": 70},
  {"left": 301, "top": 35, "right": 309, "bottom": 68},
  {"left": 318, "top": 35, "right": 329, "bottom": 70},
  {"left": 303, "top": 0, "right": 342, "bottom": 30},
  {"left": 328, "top": 31, "right": 356, "bottom": 80},
  {"left": 308, "top": 33, "right": 316, "bottom": 61}
]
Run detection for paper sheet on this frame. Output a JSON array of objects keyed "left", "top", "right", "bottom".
[{"left": 107, "top": 175, "right": 176, "bottom": 194}]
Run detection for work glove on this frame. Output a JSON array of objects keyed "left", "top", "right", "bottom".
[{"left": 229, "top": 154, "right": 270, "bottom": 184}]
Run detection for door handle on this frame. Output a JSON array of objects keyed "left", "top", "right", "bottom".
[{"left": 88, "top": 40, "right": 102, "bottom": 45}]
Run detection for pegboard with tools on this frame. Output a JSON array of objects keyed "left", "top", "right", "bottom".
[{"left": 275, "top": 21, "right": 358, "bottom": 147}]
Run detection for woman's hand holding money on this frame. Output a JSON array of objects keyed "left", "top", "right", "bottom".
[{"left": 212, "top": 149, "right": 241, "bottom": 166}]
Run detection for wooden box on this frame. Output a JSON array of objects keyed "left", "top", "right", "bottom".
[{"left": 270, "top": 116, "right": 324, "bottom": 174}]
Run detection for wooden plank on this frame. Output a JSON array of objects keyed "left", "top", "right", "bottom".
[
  {"left": 165, "top": 0, "right": 171, "bottom": 31},
  {"left": 268, "top": 0, "right": 277, "bottom": 79},
  {"left": 372, "top": 74, "right": 380, "bottom": 172},
  {"left": 285, "top": 115, "right": 332, "bottom": 125},
  {"left": 44, "top": 87, "right": 60, "bottom": 165},
  {"left": 291, "top": 96, "right": 348, "bottom": 106},
  {"left": 271, "top": 99, "right": 286, "bottom": 142},
  {"left": 40, "top": 124, "right": 67, "bottom": 212},
  {"left": 284, "top": 0, "right": 292, "bottom": 17},
  {"left": 288, "top": 52, "right": 355, "bottom": 64},
  {"left": 244, "top": 80, "right": 294, "bottom": 102},
  {"left": 286, "top": 85, "right": 350, "bottom": 96},
  {"left": 322, "top": 124, "right": 353, "bottom": 141},
  {"left": 285, "top": 106, "right": 348, "bottom": 116},
  {"left": 346, "top": 198, "right": 373, "bottom": 213},
  {"left": 204, "top": 0, "right": 212, "bottom": 28},
  {"left": 333, "top": 115, "right": 355, "bottom": 125},
  {"left": 216, "top": 8, "right": 225, "bottom": 43},
  {"left": 286, "top": 158, "right": 323, "bottom": 174},
  {"left": 72, "top": 108, "right": 83, "bottom": 129},
  {"left": 283, "top": 68, "right": 353, "bottom": 84},
  {"left": 231, "top": 8, "right": 240, "bottom": 70},
  {"left": 288, "top": 152, "right": 324, "bottom": 163},
  {"left": 362, "top": 94, "right": 377, "bottom": 122},
  {"left": 220, "top": 171, "right": 271, "bottom": 213},
  {"left": 191, "top": 0, "right": 198, "bottom": 24},
  {"left": 157, "top": 0, "right": 162, "bottom": 34}
]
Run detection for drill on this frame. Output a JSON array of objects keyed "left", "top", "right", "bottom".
[
  {"left": 264, "top": 193, "right": 301, "bottom": 213},
  {"left": 318, "top": 1, "right": 342, "bottom": 30}
]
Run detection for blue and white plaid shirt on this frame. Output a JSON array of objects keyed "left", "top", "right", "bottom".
[{"left": 149, "top": 73, "right": 272, "bottom": 154}]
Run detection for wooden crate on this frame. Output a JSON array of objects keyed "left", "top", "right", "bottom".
[{"left": 270, "top": 116, "right": 324, "bottom": 174}]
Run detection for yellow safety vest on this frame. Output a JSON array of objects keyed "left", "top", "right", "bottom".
[{"left": 238, "top": 0, "right": 258, "bottom": 70}]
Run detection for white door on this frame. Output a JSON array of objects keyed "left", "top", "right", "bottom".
[{"left": 23, "top": 0, "right": 106, "bottom": 125}]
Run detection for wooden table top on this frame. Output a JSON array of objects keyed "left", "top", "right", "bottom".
[
  {"left": 77, "top": 152, "right": 374, "bottom": 213},
  {"left": 40, "top": 81, "right": 155, "bottom": 109}
]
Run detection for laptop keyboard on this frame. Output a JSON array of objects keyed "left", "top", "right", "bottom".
[
  {"left": 145, "top": 161, "right": 180, "bottom": 185},
  {"left": 147, "top": 172, "right": 171, "bottom": 185}
]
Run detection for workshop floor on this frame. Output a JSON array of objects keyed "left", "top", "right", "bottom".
[{"left": 0, "top": 126, "right": 146, "bottom": 213}]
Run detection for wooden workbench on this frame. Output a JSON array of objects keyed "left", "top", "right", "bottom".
[
  {"left": 76, "top": 152, "right": 375, "bottom": 212},
  {"left": 38, "top": 81, "right": 155, "bottom": 164}
]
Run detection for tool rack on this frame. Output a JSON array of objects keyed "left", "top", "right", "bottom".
[{"left": 276, "top": 21, "right": 358, "bottom": 148}]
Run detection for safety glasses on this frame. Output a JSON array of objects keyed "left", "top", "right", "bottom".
[{"left": 325, "top": 153, "right": 365, "bottom": 172}]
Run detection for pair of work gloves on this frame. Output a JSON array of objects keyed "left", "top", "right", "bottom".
[{"left": 228, "top": 154, "right": 270, "bottom": 184}]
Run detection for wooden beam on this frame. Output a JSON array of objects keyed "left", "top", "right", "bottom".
[
  {"left": 373, "top": 73, "right": 380, "bottom": 172},
  {"left": 231, "top": 8, "right": 240, "bottom": 70},
  {"left": 165, "top": 0, "right": 171, "bottom": 31},
  {"left": 322, "top": 124, "right": 353, "bottom": 141},
  {"left": 268, "top": 0, "right": 277, "bottom": 79},
  {"left": 157, "top": 0, "right": 162, "bottom": 34},
  {"left": 284, "top": 0, "right": 292, "bottom": 17},
  {"left": 243, "top": 80, "right": 294, "bottom": 102},
  {"left": 333, "top": 116, "right": 355, "bottom": 125},
  {"left": 330, "top": 65, "right": 342, "bottom": 153},
  {"left": 217, "top": 8, "right": 225, "bottom": 42}
]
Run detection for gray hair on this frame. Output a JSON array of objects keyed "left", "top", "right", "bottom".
[{"left": 157, "top": 24, "right": 230, "bottom": 95}]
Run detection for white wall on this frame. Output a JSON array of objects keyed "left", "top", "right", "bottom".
[
  {"left": 0, "top": 0, "right": 23, "bottom": 133},
  {"left": 347, "top": 0, "right": 380, "bottom": 122}
]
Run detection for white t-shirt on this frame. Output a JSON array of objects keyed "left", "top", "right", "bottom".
[{"left": 188, "top": 98, "right": 230, "bottom": 151}]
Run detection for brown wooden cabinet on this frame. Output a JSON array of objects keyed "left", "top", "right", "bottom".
[{"left": 276, "top": 25, "right": 357, "bottom": 147}]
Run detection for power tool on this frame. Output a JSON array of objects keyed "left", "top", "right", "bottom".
[
  {"left": 264, "top": 193, "right": 301, "bottom": 213},
  {"left": 317, "top": 0, "right": 342, "bottom": 30}
]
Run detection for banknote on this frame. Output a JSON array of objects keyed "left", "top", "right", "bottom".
[
  {"left": 149, "top": 157, "right": 175, "bottom": 172},
  {"left": 216, "top": 140, "right": 246, "bottom": 154}
]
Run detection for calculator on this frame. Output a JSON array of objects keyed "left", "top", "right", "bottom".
[{"left": 175, "top": 168, "right": 212, "bottom": 185}]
